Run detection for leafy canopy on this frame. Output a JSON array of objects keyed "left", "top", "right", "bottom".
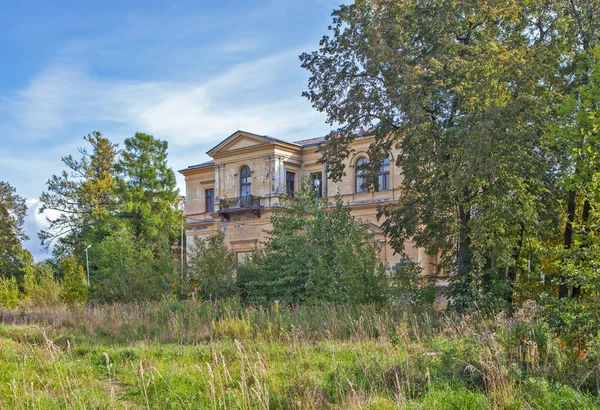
[{"left": 300, "top": 0, "right": 558, "bottom": 310}]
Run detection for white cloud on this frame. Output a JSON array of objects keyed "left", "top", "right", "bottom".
[
  {"left": 2, "top": 49, "right": 329, "bottom": 148},
  {"left": 23, "top": 199, "right": 62, "bottom": 262}
]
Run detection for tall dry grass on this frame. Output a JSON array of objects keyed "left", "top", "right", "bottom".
[{"left": 1, "top": 299, "right": 599, "bottom": 408}]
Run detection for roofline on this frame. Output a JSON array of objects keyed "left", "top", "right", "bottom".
[
  {"left": 301, "top": 141, "right": 325, "bottom": 148},
  {"left": 206, "top": 130, "right": 301, "bottom": 156},
  {"left": 178, "top": 161, "right": 215, "bottom": 174}
]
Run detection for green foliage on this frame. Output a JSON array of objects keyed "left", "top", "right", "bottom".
[
  {"left": 39, "top": 131, "right": 119, "bottom": 255},
  {"left": 388, "top": 259, "right": 435, "bottom": 307},
  {"left": 541, "top": 296, "right": 599, "bottom": 347},
  {"left": 185, "top": 230, "right": 236, "bottom": 300},
  {"left": 239, "top": 178, "right": 387, "bottom": 305},
  {"left": 92, "top": 226, "right": 169, "bottom": 303},
  {"left": 22, "top": 263, "right": 62, "bottom": 307},
  {"left": 38, "top": 131, "right": 181, "bottom": 303},
  {"left": 60, "top": 257, "right": 88, "bottom": 305},
  {"left": 300, "top": 0, "right": 557, "bottom": 311},
  {"left": 0, "top": 181, "right": 29, "bottom": 281},
  {"left": 117, "top": 132, "right": 181, "bottom": 248},
  {"left": 0, "top": 276, "right": 19, "bottom": 308},
  {"left": 549, "top": 44, "right": 600, "bottom": 298}
]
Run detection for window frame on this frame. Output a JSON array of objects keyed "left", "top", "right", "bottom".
[
  {"left": 205, "top": 188, "right": 214, "bottom": 213},
  {"left": 240, "top": 166, "right": 251, "bottom": 197},
  {"left": 285, "top": 171, "right": 296, "bottom": 196},
  {"left": 310, "top": 172, "right": 323, "bottom": 198},
  {"left": 377, "top": 157, "right": 390, "bottom": 191},
  {"left": 355, "top": 157, "right": 369, "bottom": 193}
]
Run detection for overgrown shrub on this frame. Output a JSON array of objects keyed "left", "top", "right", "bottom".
[
  {"left": 92, "top": 226, "right": 170, "bottom": 303},
  {"left": 388, "top": 259, "right": 435, "bottom": 307},
  {"left": 60, "top": 257, "right": 89, "bottom": 305},
  {"left": 185, "top": 230, "right": 236, "bottom": 300},
  {"left": 0, "top": 276, "right": 19, "bottom": 307},
  {"left": 22, "top": 263, "right": 61, "bottom": 307},
  {"left": 238, "top": 178, "right": 387, "bottom": 305}
]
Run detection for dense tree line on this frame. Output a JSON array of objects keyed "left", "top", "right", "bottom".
[{"left": 0, "top": 131, "right": 181, "bottom": 305}]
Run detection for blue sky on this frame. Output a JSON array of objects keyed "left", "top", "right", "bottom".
[{"left": 0, "top": 0, "right": 342, "bottom": 260}]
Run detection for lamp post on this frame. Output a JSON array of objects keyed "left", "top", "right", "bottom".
[
  {"left": 180, "top": 196, "right": 186, "bottom": 279},
  {"left": 85, "top": 244, "right": 91, "bottom": 287}
]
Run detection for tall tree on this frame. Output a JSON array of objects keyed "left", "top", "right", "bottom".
[
  {"left": 300, "top": 0, "right": 556, "bottom": 310},
  {"left": 39, "top": 131, "right": 119, "bottom": 254},
  {"left": 548, "top": 0, "right": 600, "bottom": 298},
  {"left": 117, "top": 132, "right": 181, "bottom": 249},
  {"left": 0, "top": 181, "right": 31, "bottom": 280}
]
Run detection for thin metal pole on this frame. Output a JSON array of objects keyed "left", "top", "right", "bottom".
[
  {"left": 181, "top": 197, "right": 185, "bottom": 279},
  {"left": 85, "top": 248, "right": 90, "bottom": 287}
]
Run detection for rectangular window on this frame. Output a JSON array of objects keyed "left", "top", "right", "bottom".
[
  {"left": 377, "top": 157, "right": 390, "bottom": 191},
  {"left": 286, "top": 171, "right": 295, "bottom": 196},
  {"left": 205, "top": 188, "right": 214, "bottom": 213},
  {"left": 236, "top": 251, "right": 250, "bottom": 264},
  {"left": 310, "top": 172, "right": 323, "bottom": 198}
]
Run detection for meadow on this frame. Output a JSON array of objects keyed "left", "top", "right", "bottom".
[{"left": 0, "top": 300, "right": 599, "bottom": 409}]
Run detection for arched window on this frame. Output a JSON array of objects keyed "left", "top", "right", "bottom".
[
  {"left": 377, "top": 157, "right": 390, "bottom": 191},
  {"left": 355, "top": 157, "right": 369, "bottom": 193},
  {"left": 240, "top": 166, "right": 251, "bottom": 197}
]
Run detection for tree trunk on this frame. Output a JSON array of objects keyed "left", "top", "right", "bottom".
[
  {"left": 457, "top": 204, "right": 472, "bottom": 278},
  {"left": 507, "top": 223, "right": 525, "bottom": 307},
  {"left": 572, "top": 199, "right": 591, "bottom": 298},
  {"left": 560, "top": 189, "right": 577, "bottom": 298}
]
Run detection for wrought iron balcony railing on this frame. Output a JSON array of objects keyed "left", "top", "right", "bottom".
[{"left": 218, "top": 195, "right": 262, "bottom": 219}]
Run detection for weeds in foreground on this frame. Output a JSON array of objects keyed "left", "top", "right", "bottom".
[{"left": 0, "top": 300, "right": 599, "bottom": 409}]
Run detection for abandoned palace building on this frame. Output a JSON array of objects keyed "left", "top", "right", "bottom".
[{"left": 179, "top": 130, "right": 438, "bottom": 274}]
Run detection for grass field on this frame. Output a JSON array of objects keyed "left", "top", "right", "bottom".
[{"left": 0, "top": 300, "right": 599, "bottom": 409}]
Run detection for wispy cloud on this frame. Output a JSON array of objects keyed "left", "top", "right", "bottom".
[
  {"left": 2, "top": 49, "right": 328, "bottom": 147},
  {"left": 2, "top": 48, "right": 331, "bottom": 260}
]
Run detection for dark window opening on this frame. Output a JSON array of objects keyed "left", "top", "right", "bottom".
[
  {"left": 286, "top": 171, "right": 295, "bottom": 196},
  {"left": 205, "top": 188, "right": 214, "bottom": 213},
  {"left": 240, "top": 166, "right": 251, "bottom": 197},
  {"left": 310, "top": 172, "right": 322, "bottom": 198}
]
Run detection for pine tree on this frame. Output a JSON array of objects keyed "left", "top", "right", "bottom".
[
  {"left": 117, "top": 132, "right": 181, "bottom": 249},
  {"left": 39, "top": 131, "right": 119, "bottom": 255}
]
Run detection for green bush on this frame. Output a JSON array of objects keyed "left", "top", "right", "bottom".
[
  {"left": 388, "top": 259, "right": 435, "bottom": 307},
  {"left": 185, "top": 230, "right": 236, "bottom": 300},
  {"left": 60, "top": 257, "right": 89, "bottom": 305},
  {"left": 238, "top": 178, "right": 387, "bottom": 305},
  {"left": 22, "top": 264, "right": 62, "bottom": 307},
  {"left": 0, "top": 276, "right": 20, "bottom": 307},
  {"left": 92, "top": 226, "right": 170, "bottom": 303}
]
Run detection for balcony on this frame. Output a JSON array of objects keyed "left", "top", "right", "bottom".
[{"left": 218, "top": 195, "right": 262, "bottom": 220}]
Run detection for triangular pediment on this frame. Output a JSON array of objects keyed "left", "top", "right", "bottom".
[
  {"left": 206, "top": 130, "right": 300, "bottom": 157},
  {"left": 222, "top": 133, "right": 268, "bottom": 151}
]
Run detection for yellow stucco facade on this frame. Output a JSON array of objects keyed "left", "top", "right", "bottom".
[{"left": 179, "top": 130, "right": 438, "bottom": 274}]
